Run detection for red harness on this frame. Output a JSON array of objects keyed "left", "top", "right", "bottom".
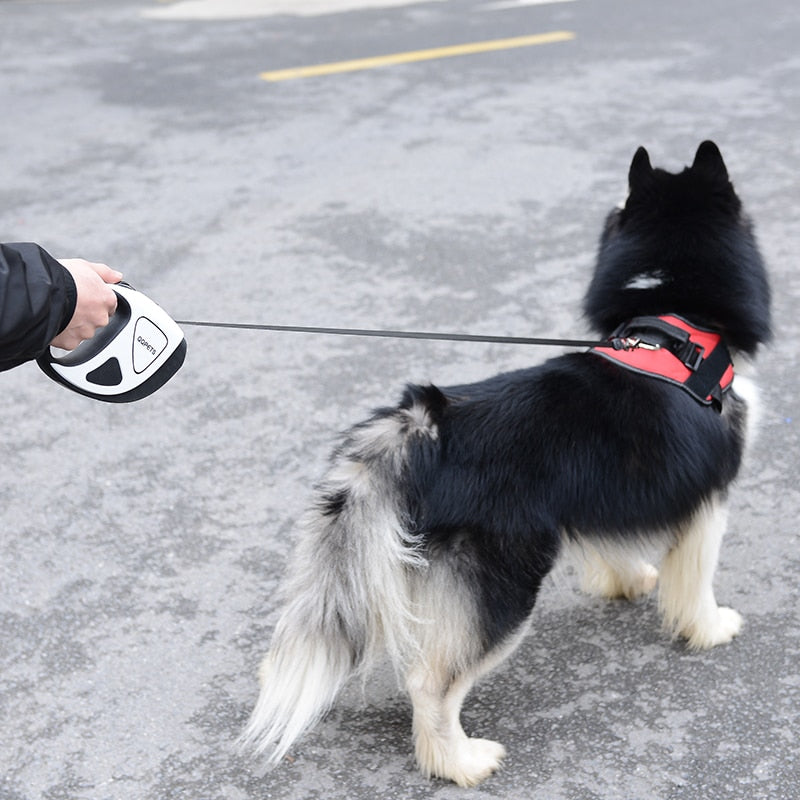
[{"left": 590, "top": 315, "right": 734, "bottom": 410}]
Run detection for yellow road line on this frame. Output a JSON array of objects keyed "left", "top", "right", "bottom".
[{"left": 260, "top": 30, "right": 575, "bottom": 82}]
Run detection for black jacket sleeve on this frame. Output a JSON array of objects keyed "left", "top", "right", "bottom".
[{"left": 0, "top": 242, "right": 77, "bottom": 371}]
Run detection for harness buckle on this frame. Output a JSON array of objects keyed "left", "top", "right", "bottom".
[{"left": 679, "top": 343, "right": 705, "bottom": 371}]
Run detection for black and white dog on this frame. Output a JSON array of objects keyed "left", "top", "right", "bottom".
[{"left": 241, "top": 142, "right": 771, "bottom": 786}]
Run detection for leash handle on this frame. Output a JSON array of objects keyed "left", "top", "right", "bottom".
[{"left": 40, "top": 284, "right": 187, "bottom": 402}]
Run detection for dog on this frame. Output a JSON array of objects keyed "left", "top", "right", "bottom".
[{"left": 240, "top": 142, "right": 771, "bottom": 786}]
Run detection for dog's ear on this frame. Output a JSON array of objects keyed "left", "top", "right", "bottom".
[
  {"left": 691, "top": 140, "right": 729, "bottom": 182},
  {"left": 628, "top": 146, "right": 653, "bottom": 191}
]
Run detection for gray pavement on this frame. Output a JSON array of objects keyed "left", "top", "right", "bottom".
[{"left": 1, "top": 0, "right": 799, "bottom": 798}]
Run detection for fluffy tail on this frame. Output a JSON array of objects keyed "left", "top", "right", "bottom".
[{"left": 239, "top": 391, "right": 442, "bottom": 765}]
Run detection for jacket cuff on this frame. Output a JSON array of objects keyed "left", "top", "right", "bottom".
[{"left": 56, "top": 264, "right": 78, "bottom": 335}]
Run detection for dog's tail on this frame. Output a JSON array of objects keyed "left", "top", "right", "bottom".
[{"left": 239, "top": 386, "right": 444, "bottom": 766}]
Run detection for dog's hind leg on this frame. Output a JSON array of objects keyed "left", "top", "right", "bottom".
[
  {"left": 657, "top": 495, "right": 742, "bottom": 649},
  {"left": 404, "top": 560, "right": 536, "bottom": 787},
  {"left": 407, "top": 660, "right": 507, "bottom": 788}
]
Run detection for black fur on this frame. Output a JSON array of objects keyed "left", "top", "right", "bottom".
[
  {"left": 585, "top": 141, "right": 771, "bottom": 351},
  {"left": 243, "top": 142, "right": 771, "bottom": 786},
  {"left": 406, "top": 355, "right": 746, "bottom": 649},
  {"left": 395, "top": 141, "right": 770, "bottom": 654}
]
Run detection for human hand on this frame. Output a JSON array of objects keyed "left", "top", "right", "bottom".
[{"left": 51, "top": 258, "right": 123, "bottom": 350}]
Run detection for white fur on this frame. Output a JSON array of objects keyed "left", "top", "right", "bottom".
[
  {"left": 658, "top": 496, "right": 742, "bottom": 649},
  {"left": 571, "top": 492, "right": 745, "bottom": 651},
  {"left": 623, "top": 271, "right": 667, "bottom": 290},
  {"left": 239, "top": 409, "right": 430, "bottom": 763},
  {"left": 576, "top": 539, "right": 660, "bottom": 601},
  {"left": 241, "top": 632, "right": 353, "bottom": 762},
  {"left": 730, "top": 371, "right": 761, "bottom": 449},
  {"left": 409, "top": 667, "right": 507, "bottom": 788},
  {"left": 404, "top": 564, "right": 529, "bottom": 786}
]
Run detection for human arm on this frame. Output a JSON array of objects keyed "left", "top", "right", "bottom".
[{"left": 0, "top": 243, "right": 121, "bottom": 371}]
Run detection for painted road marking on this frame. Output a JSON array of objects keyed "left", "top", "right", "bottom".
[
  {"left": 260, "top": 31, "right": 575, "bottom": 81},
  {"left": 481, "top": 0, "right": 576, "bottom": 9},
  {"left": 479, "top": 0, "right": 575, "bottom": 11},
  {"left": 144, "top": 0, "right": 446, "bottom": 20}
]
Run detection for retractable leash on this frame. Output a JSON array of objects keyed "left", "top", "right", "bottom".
[
  {"left": 35, "top": 284, "right": 603, "bottom": 403},
  {"left": 37, "top": 283, "right": 187, "bottom": 402},
  {"left": 175, "top": 317, "right": 734, "bottom": 411},
  {"left": 37, "top": 282, "right": 722, "bottom": 407}
]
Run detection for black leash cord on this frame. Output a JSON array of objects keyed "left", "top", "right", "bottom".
[{"left": 175, "top": 319, "right": 605, "bottom": 349}]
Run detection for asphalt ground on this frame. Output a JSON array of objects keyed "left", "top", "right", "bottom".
[{"left": 1, "top": 1, "right": 799, "bottom": 798}]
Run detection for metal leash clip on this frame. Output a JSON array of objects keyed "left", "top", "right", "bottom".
[{"left": 612, "top": 336, "right": 662, "bottom": 351}]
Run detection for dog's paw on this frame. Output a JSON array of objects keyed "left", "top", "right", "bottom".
[
  {"left": 582, "top": 560, "right": 658, "bottom": 601},
  {"left": 417, "top": 736, "right": 506, "bottom": 787},
  {"left": 449, "top": 738, "right": 506, "bottom": 787},
  {"left": 684, "top": 606, "right": 743, "bottom": 649},
  {"left": 623, "top": 563, "right": 659, "bottom": 600}
]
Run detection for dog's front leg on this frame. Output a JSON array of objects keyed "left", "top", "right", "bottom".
[
  {"left": 657, "top": 495, "right": 743, "bottom": 649},
  {"left": 578, "top": 541, "right": 659, "bottom": 601}
]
